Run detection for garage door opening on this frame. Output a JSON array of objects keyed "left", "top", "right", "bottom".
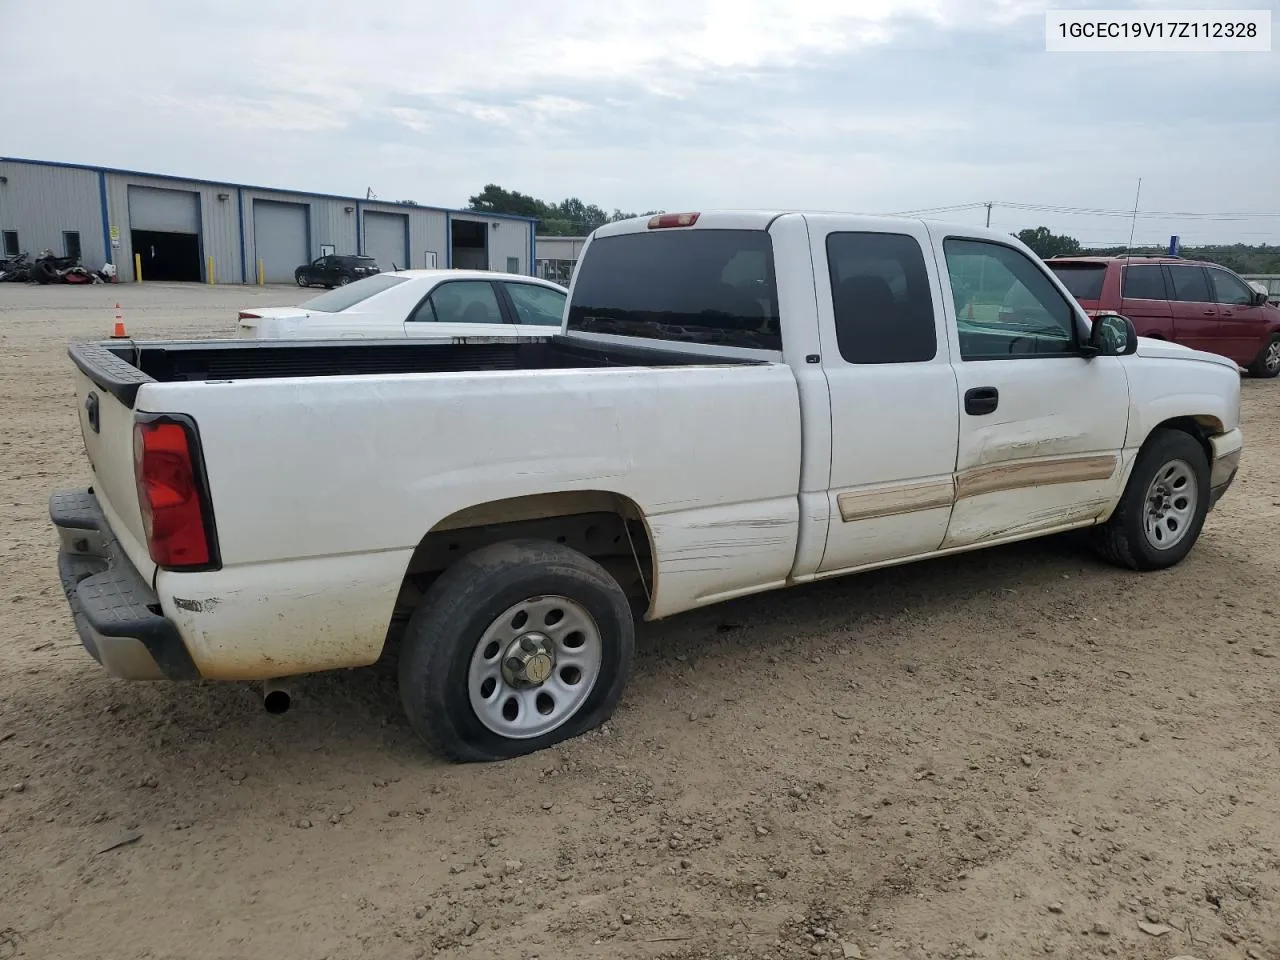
[
  {"left": 127, "top": 185, "right": 202, "bottom": 282},
  {"left": 451, "top": 219, "right": 488, "bottom": 270},
  {"left": 132, "top": 230, "right": 202, "bottom": 282}
]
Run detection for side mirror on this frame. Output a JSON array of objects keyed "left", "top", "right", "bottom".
[
  {"left": 1088, "top": 313, "right": 1138, "bottom": 356},
  {"left": 1252, "top": 289, "right": 1269, "bottom": 306}
]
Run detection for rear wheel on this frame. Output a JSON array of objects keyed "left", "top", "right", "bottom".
[
  {"left": 338, "top": 275, "right": 351, "bottom": 286},
  {"left": 398, "top": 539, "right": 634, "bottom": 763},
  {"left": 1248, "top": 334, "right": 1280, "bottom": 378},
  {"left": 1090, "top": 428, "right": 1210, "bottom": 571}
]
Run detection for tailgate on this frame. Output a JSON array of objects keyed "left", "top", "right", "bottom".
[{"left": 69, "top": 348, "right": 156, "bottom": 584}]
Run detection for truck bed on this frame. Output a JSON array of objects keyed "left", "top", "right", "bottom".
[{"left": 70, "top": 336, "right": 757, "bottom": 407}]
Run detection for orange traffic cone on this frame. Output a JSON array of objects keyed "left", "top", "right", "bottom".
[{"left": 111, "top": 304, "right": 127, "bottom": 338}]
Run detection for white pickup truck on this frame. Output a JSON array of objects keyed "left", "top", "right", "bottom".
[{"left": 52, "top": 211, "right": 1244, "bottom": 762}]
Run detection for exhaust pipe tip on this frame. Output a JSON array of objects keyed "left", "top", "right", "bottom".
[{"left": 263, "top": 678, "right": 293, "bottom": 715}]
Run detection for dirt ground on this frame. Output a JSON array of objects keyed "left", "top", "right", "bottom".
[{"left": 1, "top": 282, "right": 1277, "bottom": 960}]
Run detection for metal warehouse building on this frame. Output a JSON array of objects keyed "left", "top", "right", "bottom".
[{"left": 0, "top": 157, "right": 537, "bottom": 284}]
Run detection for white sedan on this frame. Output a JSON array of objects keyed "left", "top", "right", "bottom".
[{"left": 236, "top": 269, "right": 568, "bottom": 339}]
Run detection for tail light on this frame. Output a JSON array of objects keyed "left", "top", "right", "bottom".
[
  {"left": 647, "top": 212, "right": 700, "bottom": 229},
  {"left": 237, "top": 311, "right": 261, "bottom": 320},
  {"left": 133, "top": 415, "right": 219, "bottom": 570}
]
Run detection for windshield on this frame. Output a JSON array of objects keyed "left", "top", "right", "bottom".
[
  {"left": 1047, "top": 263, "right": 1107, "bottom": 301},
  {"left": 300, "top": 273, "right": 409, "bottom": 312}
]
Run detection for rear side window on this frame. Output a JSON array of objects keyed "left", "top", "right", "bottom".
[
  {"left": 1122, "top": 264, "right": 1168, "bottom": 300},
  {"left": 504, "top": 282, "right": 565, "bottom": 325},
  {"left": 300, "top": 273, "right": 408, "bottom": 312},
  {"left": 825, "top": 232, "right": 936, "bottom": 363},
  {"left": 566, "top": 230, "right": 781, "bottom": 350},
  {"left": 1047, "top": 263, "right": 1106, "bottom": 300},
  {"left": 1167, "top": 265, "right": 1211, "bottom": 303}
]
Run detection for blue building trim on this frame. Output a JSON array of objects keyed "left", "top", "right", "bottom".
[
  {"left": 529, "top": 221, "right": 536, "bottom": 276},
  {"left": 355, "top": 201, "right": 363, "bottom": 254},
  {"left": 96, "top": 170, "right": 112, "bottom": 266},
  {"left": 445, "top": 214, "right": 452, "bottom": 269},
  {"left": 236, "top": 187, "right": 246, "bottom": 283},
  {"left": 0, "top": 155, "right": 539, "bottom": 224}
]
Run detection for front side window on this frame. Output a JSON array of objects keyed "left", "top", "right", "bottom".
[
  {"left": 504, "top": 282, "right": 565, "bottom": 325},
  {"left": 825, "top": 231, "right": 937, "bottom": 363},
  {"left": 944, "top": 238, "right": 1078, "bottom": 359},
  {"left": 1207, "top": 267, "right": 1254, "bottom": 306},
  {"left": 427, "top": 280, "right": 504, "bottom": 324}
]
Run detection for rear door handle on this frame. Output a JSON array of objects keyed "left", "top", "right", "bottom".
[{"left": 964, "top": 386, "right": 999, "bottom": 416}]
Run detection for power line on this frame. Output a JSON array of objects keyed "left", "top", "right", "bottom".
[{"left": 894, "top": 199, "right": 1280, "bottom": 221}]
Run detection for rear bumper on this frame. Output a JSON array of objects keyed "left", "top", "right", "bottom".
[{"left": 50, "top": 488, "right": 200, "bottom": 681}]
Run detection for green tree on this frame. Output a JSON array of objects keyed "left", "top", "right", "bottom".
[
  {"left": 467, "top": 184, "right": 546, "bottom": 220},
  {"left": 467, "top": 184, "right": 663, "bottom": 236},
  {"left": 1015, "top": 226, "right": 1082, "bottom": 259}
]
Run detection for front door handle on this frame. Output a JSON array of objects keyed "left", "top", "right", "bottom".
[{"left": 964, "top": 386, "right": 999, "bottom": 416}]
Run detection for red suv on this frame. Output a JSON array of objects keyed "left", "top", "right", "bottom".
[{"left": 1045, "top": 255, "right": 1280, "bottom": 378}]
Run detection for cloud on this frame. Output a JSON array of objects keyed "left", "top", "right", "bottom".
[{"left": 0, "top": 0, "right": 1276, "bottom": 244}]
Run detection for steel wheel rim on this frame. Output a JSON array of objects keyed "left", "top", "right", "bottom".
[
  {"left": 1265, "top": 340, "right": 1280, "bottom": 372},
  {"left": 338, "top": 276, "right": 350, "bottom": 285},
  {"left": 296, "top": 275, "right": 308, "bottom": 286},
  {"left": 468, "top": 595, "right": 603, "bottom": 740},
  {"left": 1142, "top": 458, "right": 1198, "bottom": 551}
]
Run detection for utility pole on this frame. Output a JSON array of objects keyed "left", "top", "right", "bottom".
[{"left": 985, "top": 202, "right": 993, "bottom": 227}]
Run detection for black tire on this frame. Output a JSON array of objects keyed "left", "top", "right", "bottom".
[
  {"left": 1247, "top": 333, "right": 1280, "bottom": 378},
  {"left": 295, "top": 273, "right": 309, "bottom": 287},
  {"left": 338, "top": 275, "right": 351, "bottom": 286},
  {"left": 398, "top": 539, "right": 635, "bottom": 763},
  {"left": 1089, "top": 428, "right": 1210, "bottom": 571},
  {"left": 34, "top": 260, "right": 57, "bottom": 284}
]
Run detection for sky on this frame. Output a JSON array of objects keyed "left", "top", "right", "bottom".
[{"left": 2, "top": 0, "right": 1277, "bottom": 246}]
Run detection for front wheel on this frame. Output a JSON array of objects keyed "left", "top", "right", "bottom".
[
  {"left": 398, "top": 539, "right": 635, "bottom": 763},
  {"left": 1090, "top": 428, "right": 1210, "bottom": 571},
  {"left": 1248, "top": 334, "right": 1280, "bottom": 378},
  {"left": 337, "top": 275, "right": 351, "bottom": 286},
  {"left": 295, "top": 273, "right": 309, "bottom": 287}
]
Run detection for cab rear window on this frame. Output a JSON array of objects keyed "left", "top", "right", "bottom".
[
  {"left": 566, "top": 230, "right": 781, "bottom": 350},
  {"left": 1047, "top": 263, "right": 1107, "bottom": 300}
]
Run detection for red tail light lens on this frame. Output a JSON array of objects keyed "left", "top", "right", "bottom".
[{"left": 133, "top": 418, "right": 215, "bottom": 569}]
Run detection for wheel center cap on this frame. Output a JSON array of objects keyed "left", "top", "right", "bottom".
[{"left": 503, "top": 633, "right": 555, "bottom": 687}]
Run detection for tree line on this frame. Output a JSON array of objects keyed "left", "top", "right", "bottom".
[
  {"left": 467, "top": 184, "right": 661, "bottom": 237},
  {"left": 1014, "top": 227, "right": 1280, "bottom": 274}
]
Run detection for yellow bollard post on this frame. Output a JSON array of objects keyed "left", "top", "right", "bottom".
[
  {"left": 207, "top": 256, "right": 215, "bottom": 285},
  {"left": 134, "top": 252, "right": 143, "bottom": 283},
  {"left": 257, "top": 259, "right": 264, "bottom": 286}
]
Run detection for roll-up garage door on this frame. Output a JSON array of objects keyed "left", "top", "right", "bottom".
[
  {"left": 364, "top": 212, "right": 409, "bottom": 272},
  {"left": 128, "top": 186, "right": 202, "bottom": 281},
  {"left": 253, "top": 200, "right": 310, "bottom": 284}
]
